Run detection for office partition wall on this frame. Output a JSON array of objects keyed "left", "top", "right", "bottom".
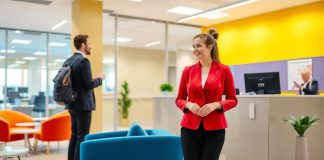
[{"left": 0, "top": 28, "right": 71, "bottom": 117}]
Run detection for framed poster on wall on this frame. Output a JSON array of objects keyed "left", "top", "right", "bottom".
[{"left": 288, "top": 59, "right": 312, "bottom": 90}]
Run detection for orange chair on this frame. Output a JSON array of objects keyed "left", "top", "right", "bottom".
[
  {"left": 0, "top": 110, "right": 35, "bottom": 143},
  {"left": 34, "top": 111, "right": 71, "bottom": 154}
]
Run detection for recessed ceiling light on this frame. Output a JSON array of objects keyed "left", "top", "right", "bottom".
[
  {"left": 0, "top": 49, "right": 16, "bottom": 53},
  {"left": 128, "top": 0, "right": 144, "bottom": 2},
  {"left": 167, "top": 6, "right": 202, "bottom": 15},
  {"left": 200, "top": 12, "right": 229, "bottom": 19},
  {"left": 144, "top": 41, "right": 161, "bottom": 47},
  {"left": 49, "top": 42, "right": 67, "bottom": 47},
  {"left": 177, "top": 0, "right": 258, "bottom": 22},
  {"left": 112, "top": 37, "right": 132, "bottom": 43},
  {"left": 11, "top": 39, "right": 32, "bottom": 44},
  {"left": 34, "top": 51, "right": 46, "bottom": 56},
  {"left": 55, "top": 59, "right": 65, "bottom": 63},
  {"left": 8, "top": 64, "right": 20, "bottom": 68},
  {"left": 51, "top": 20, "right": 67, "bottom": 31},
  {"left": 48, "top": 63, "right": 57, "bottom": 66},
  {"left": 23, "top": 57, "right": 37, "bottom": 60},
  {"left": 15, "top": 30, "right": 23, "bottom": 34},
  {"left": 103, "top": 59, "right": 114, "bottom": 64},
  {"left": 16, "top": 61, "right": 26, "bottom": 64}
]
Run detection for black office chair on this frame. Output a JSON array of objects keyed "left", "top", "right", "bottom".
[{"left": 32, "top": 96, "right": 46, "bottom": 117}]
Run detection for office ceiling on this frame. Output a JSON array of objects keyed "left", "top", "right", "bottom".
[{"left": 0, "top": 0, "right": 320, "bottom": 54}]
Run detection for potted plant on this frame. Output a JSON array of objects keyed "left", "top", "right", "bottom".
[
  {"left": 284, "top": 115, "right": 320, "bottom": 160},
  {"left": 118, "top": 81, "right": 132, "bottom": 126},
  {"left": 160, "top": 83, "right": 173, "bottom": 96}
]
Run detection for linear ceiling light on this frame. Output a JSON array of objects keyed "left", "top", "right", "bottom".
[
  {"left": 23, "top": 56, "right": 37, "bottom": 60},
  {"left": 34, "top": 51, "right": 46, "bottom": 55},
  {"left": 51, "top": 19, "right": 67, "bottom": 31},
  {"left": 11, "top": 39, "right": 32, "bottom": 44},
  {"left": 144, "top": 41, "right": 161, "bottom": 47},
  {"left": 49, "top": 42, "right": 67, "bottom": 47},
  {"left": 177, "top": 0, "right": 258, "bottom": 23},
  {"left": 103, "top": 59, "right": 115, "bottom": 64},
  {"left": 112, "top": 37, "right": 132, "bottom": 43},
  {"left": 16, "top": 61, "right": 26, "bottom": 64},
  {"left": 128, "top": 0, "right": 144, "bottom": 2},
  {"left": 167, "top": 6, "right": 202, "bottom": 15},
  {"left": 0, "top": 49, "right": 16, "bottom": 53}
]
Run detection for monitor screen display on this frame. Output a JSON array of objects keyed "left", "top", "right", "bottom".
[{"left": 244, "top": 72, "right": 281, "bottom": 94}]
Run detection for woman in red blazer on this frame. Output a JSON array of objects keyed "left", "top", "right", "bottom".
[{"left": 176, "top": 29, "right": 237, "bottom": 160}]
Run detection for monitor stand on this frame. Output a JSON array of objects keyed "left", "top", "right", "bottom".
[{"left": 257, "top": 90, "right": 265, "bottom": 94}]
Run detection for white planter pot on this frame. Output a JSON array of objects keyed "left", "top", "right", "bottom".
[
  {"left": 295, "top": 136, "right": 308, "bottom": 160},
  {"left": 161, "top": 91, "right": 170, "bottom": 96}
]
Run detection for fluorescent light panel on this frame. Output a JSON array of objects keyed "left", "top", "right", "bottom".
[
  {"left": 34, "top": 51, "right": 46, "bottom": 55},
  {"left": 0, "top": 49, "right": 16, "bottom": 53},
  {"left": 103, "top": 59, "right": 114, "bottom": 64},
  {"left": 49, "top": 42, "right": 67, "bottom": 47},
  {"left": 112, "top": 37, "right": 132, "bottom": 43},
  {"left": 128, "top": 0, "right": 144, "bottom": 2},
  {"left": 16, "top": 61, "right": 26, "bottom": 64},
  {"left": 23, "top": 57, "right": 37, "bottom": 60},
  {"left": 51, "top": 20, "right": 67, "bottom": 31},
  {"left": 199, "top": 12, "right": 229, "bottom": 19},
  {"left": 177, "top": 0, "right": 258, "bottom": 22},
  {"left": 0, "top": 56, "right": 5, "bottom": 59},
  {"left": 8, "top": 64, "right": 20, "bottom": 68},
  {"left": 55, "top": 59, "right": 65, "bottom": 63},
  {"left": 144, "top": 41, "right": 161, "bottom": 47},
  {"left": 11, "top": 39, "right": 32, "bottom": 44},
  {"left": 168, "top": 6, "right": 202, "bottom": 15}
]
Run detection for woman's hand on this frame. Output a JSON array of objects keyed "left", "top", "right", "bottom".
[
  {"left": 185, "top": 102, "right": 200, "bottom": 115},
  {"left": 198, "top": 102, "right": 221, "bottom": 117}
]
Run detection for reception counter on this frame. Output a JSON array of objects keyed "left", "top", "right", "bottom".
[{"left": 153, "top": 95, "right": 324, "bottom": 160}]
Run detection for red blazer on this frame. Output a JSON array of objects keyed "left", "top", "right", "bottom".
[{"left": 176, "top": 61, "right": 238, "bottom": 131}]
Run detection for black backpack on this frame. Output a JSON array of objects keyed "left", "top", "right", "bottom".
[{"left": 53, "top": 55, "right": 84, "bottom": 105}]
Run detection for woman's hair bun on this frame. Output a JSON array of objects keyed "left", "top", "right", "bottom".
[{"left": 208, "top": 28, "right": 218, "bottom": 40}]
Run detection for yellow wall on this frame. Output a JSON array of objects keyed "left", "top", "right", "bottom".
[
  {"left": 72, "top": 0, "right": 103, "bottom": 132},
  {"left": 202, "top": 1, "right": 324, "bottom": 65}
]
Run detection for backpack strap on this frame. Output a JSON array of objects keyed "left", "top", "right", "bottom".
[
  {"left": 64, "top": 54, "right": 85, "bottom": 68},
  {"left": 70, "top": 54, "right": 85, "bottom": 68}
]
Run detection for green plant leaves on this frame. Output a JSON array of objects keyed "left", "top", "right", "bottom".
[
  {"left": 284, "top": 114, "right": 320, "bottom": 137},
  {"left": 118, "top": 81, "right": 131, "bottom": 119},
  {"left": 160, "top": 83, "right": 173, "bottom": 92}
]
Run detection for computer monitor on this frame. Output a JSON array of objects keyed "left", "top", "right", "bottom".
[
  {"left": 244, "top": 72, "right": 281, "bottom": 94},
  {"left": 18, "top": 87, "right": 28, "bottom": 93}
]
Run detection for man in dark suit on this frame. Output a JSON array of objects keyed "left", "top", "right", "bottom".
[
  {"left": 294, "top": 69, "right": 319, "bottom": 95},
  {"left": 65, "top": 34, "right": 105, "bottom": 160}
]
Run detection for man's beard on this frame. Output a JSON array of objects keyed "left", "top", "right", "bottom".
[{"left": 85, "top": 48, "right": 91, "bottom": 55}]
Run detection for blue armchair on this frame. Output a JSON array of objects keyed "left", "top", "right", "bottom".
[{"left": 80, "top": 129, "right": 183, "bottom": 160}]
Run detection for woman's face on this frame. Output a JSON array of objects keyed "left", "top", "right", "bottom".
[{"left": 193, "top": 37, "right": 212, "bottom": 61}]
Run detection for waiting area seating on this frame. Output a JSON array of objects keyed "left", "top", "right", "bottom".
[
  {"left": 0, "top": 110, "right": 35, "bottom": 143},
  {"left": 80, "top": 122, "right": 183, "bottom": 160},
  {"left": 34, "top": 111, "right": 71, "bottom": 154}
]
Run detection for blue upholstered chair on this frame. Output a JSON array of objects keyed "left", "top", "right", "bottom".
[{"left": 80, "top": 123, "right": 183, "bottom": 160}]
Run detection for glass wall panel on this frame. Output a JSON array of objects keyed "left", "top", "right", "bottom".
[
  {"left": 102, "top": 15, "right": 116, "bottom": 131},
  {"left": 6, "top": 29, "right": 47, "bottom": 117},
  {"left": 48, "top": 33, "right": 71, "bottom": 115},
  {"left": 0, "top": 29, "right": 5, "bottom": 109}
]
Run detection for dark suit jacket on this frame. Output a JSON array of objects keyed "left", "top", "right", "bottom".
[
  {"left": 300, "top": 79, "right": 319, "bottom": 95},
  {"left": 65, "top": 53, "right": 102, "bottom": 111}
]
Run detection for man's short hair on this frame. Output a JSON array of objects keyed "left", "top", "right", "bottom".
[{"left": 74, "top": 34, "right": 89, "bottom": 50}]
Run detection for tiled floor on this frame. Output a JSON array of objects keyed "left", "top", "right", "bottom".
[{"left": 4, "top": 139, "right": 68, "bottom": 160}]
